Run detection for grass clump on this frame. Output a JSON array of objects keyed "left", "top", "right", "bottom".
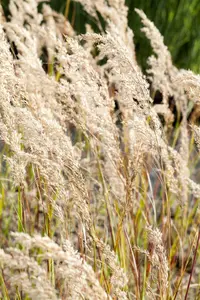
[{"left": 0, "top": 0, "right": 200, "bottom": 299}]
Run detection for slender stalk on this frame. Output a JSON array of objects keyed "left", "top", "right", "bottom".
[
  {"left": 65, "top": 0, "right": 71, "bottom": 19},
  {"left": 0, "top": 270, "right": 10, "bottom": 300},
  {"left": 184, "top": 227, "right": 200, "bottom": 300},
  {"left": 124, "top": 227, "right": 140, "bottom": 298},
  {"left": 17, "top": 186, "right": 24, "bottom": 232},
  {"left": 173, "top": 231, "right": 198, "bottom": 300},
  {"left": 96, "top": 147, "right": 115, "bottom": 249}
]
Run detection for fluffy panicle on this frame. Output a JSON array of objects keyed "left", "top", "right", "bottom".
[
  {"left": 93, "top": 237, "right": 128, "bottom": 299},
  {"left": 75, "top": 0, "right": 136, "bottom": 63},
  {"left": 0, "top": 248, "right": 59, "bottom": 300},
  {"left": 55, "top": 35, "right": 126, "bottom": 202},
  {"left": 176, "top": 69, "right": 200, "bottom": 104},
  {"left": 81, "top": 32, "right": 152, "bottom": 158},
  {"left": 0, "top": 19, "right": 91, "bottom": 228},
  {"left": 8, "top": 0, "right": 74, "bottom": 60},
  {"left": 135, "top": 9, "right": 175, "bottom": 102},
  {"left": 134, "top": 9, "right": 195, "bottom": 203},
  {"left": 135, "top": 8, "right": 188, "bottom": 121},
  {"left": 146, "top": 227, "right": 169, "bottom": 298},
  {"left": 9, "top": 232, "right": 109, "bottom": 300}
]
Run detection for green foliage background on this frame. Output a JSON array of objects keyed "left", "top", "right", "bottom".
[{"left": 1, "top": 0, "right": 200, "bottom": 72}]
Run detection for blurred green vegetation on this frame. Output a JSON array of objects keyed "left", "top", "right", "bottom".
[
  {"left": 127, "top": 0, "right": 200, "bottom": 73},
  {"left": 2, "top": 0, "right": 200, "bottom": 73}
]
